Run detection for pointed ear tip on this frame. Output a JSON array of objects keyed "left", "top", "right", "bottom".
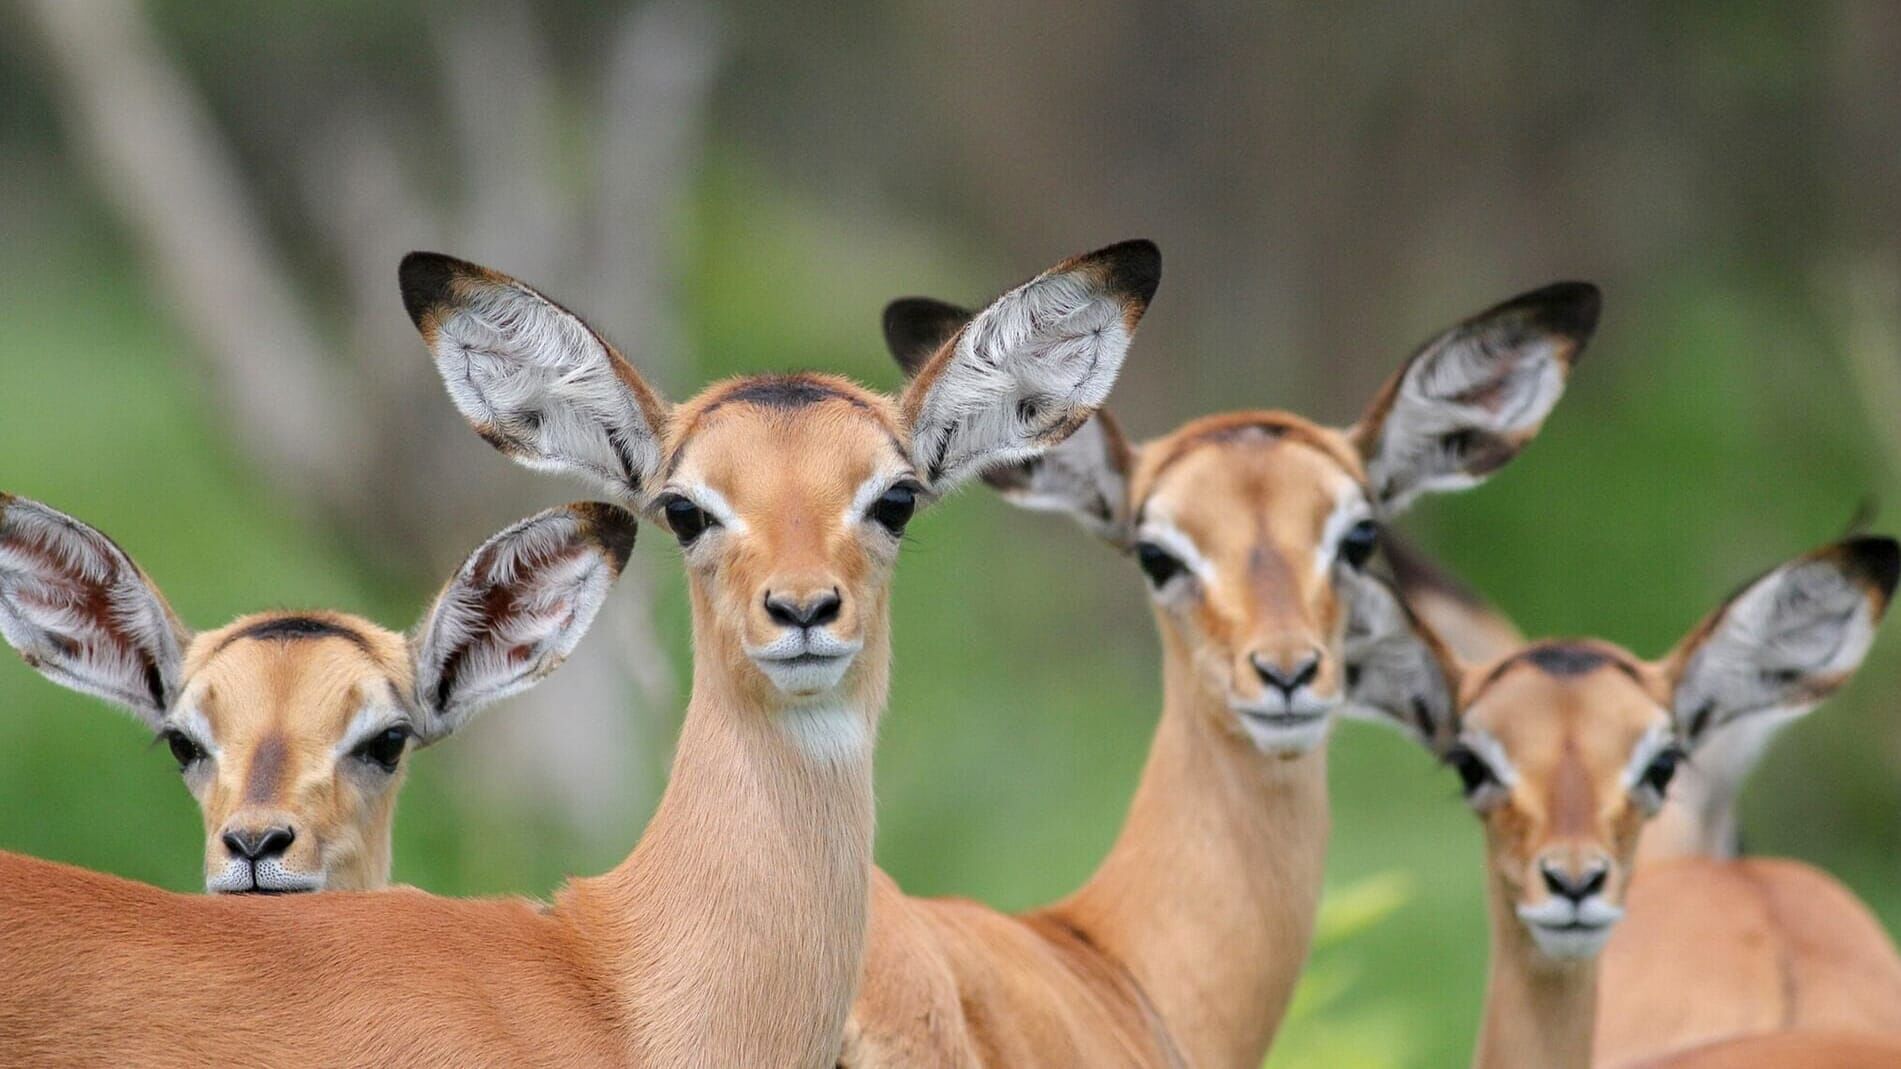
[
  {"left": 568, "top": 501, "right": 640, "bottom": 569},
  {"left": 1512, "top": 280, "right": 1602, "bottom": 343},
  {"left": 1839, "top": 534, "right": 1901, "bottom": 601},
  {"left": 881, "top": 297, "right": 972, "bottom": 376},
  {"left": 397, "top": 251, "right": 465, "bottom": 326},
  {"left": 1085, "top": 238, "right": 1162, "bottom": 307}
]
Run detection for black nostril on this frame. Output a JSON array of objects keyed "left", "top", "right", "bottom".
[
  {"left": 1541, "top": 861, "right": 1606, "bottom": 902},
  {"left": 765, "top": 589, "right": 842, "bottom": 629},
  {"left": 223, "top": 826, "right": 295, "bottom": 861},
  {"left": 1252, "top": 652, "right": 1321, "bottom": 696}
]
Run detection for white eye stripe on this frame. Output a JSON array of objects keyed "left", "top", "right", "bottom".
[
  {"left": 333, "top": 704, "right": 412, "bottom": 757},
  {"left": 1134, "top": 518, "right": 1216, "bottom": 587},
  {"left": 1317, "top": 484, "right": 1374, "bottom": 578},
  {"left": 665, "top": 483, "right": 746, "bottom": 534},
  {"left": 842, "top": 472, "right": 918, "bottom": 528},
  {"left": 1456, "top": 728, "right": 1519, "bottom": 790},
  {"left": 1620, "top": 721, "right": 1677, "bottom": 792},
  {"left": 168, "top": 704, "right": 219, "bottom": 759}
]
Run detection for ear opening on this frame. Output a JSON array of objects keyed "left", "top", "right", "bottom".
[
  {"left": 0, "top": 494, "right": 190, "bottom": 727},
  {"left": 897, "top": 239, "right": 1160, "bottom": 492},
  {"left": 1338, "top": 568, "right": 1463, "bottom": 754},
  {"left": 1349, "top": 281, "right": 1600, "bottom": 513},
  {"left": 399, "top": 251, "right": 671, "bottom": 503},
  {"left": 1665, "top": 535, "right": 1899, "bottom": 750},
  {"left": 410, "top": 502, "right": 638, "bottom": 741}
]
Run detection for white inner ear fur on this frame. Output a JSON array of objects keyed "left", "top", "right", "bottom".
[
  {"left": 910, "top": 274, "right": 1131, "bottom": 488},
  {"left": 432, "top": 281, "right": 660, "bottom": 498},
  {"left": 1370, "top": 337, "right": 1567, "bottom": 512},
  {"left": 1317, "top": 483, "right": 1374, "bottom": 578},
  {"left": 0, "top": 503, "right": 185, "bottom": 721},
  {"left": 1673, "top": 560, "right": 1878, "bottom": 729},
  {"left": 1134, "top": 516, "right": 1216, "bottom": 589},
  {"left": 415, "top": 517, "right": 618, "bottom": 729}
]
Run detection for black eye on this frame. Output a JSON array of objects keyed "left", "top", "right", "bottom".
[
  {"left": 163, "top": 730, "right": 205, "bottom": 772},
  {"left": 869, "top": 482, "right": 919, "bottom": 535},
  {"left": 1446, "top": 745, "right": 1499, "bottom": 797},
  {"left": 1134, "top": 541, "right": 1186, "bottom": 588},
  {"left": 1641, "top": 746, "right": 1683, "bottom": 795},
  {"left": 352, "top": 727, "right": 411, "bottom": 773},
  {"left": 1340, "top": 520, "right": 1380, "bottom": 571},
  {"left": 660, "top": 494, "right": 715, "bottom": 546}
]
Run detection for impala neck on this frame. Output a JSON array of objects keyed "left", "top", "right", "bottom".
[
  {"left": 1473, "top": 868, "right": 1597, "bottom": 1069},
  {"left": 576, "top": 587, "right": 886, "bottom": 1067},
  {"left": 1051, "top": 617, "right": 1331, "bottom": 1067}
]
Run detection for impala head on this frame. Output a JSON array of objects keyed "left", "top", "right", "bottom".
[
  {"left": 885, "top": 282, "right": 1597, "bottom": 753},
  {"left": 0, "top": 495, "right": 635, "bottom": 892},
  {"left": 1344, "top": 535, "right": 1898, "bottom": 962},
  {"left": 399, "top": 241, "right": 1158, "bottom": 731}
]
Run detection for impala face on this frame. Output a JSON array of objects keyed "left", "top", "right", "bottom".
[
  {"left": 658, "top": 377, "right": 918, "bottom": 706},
  {"left": 1128, "top": 414, "right": 1375, "bottom": 753},
  {"left": 883, "top": 280, "right": 1600, "bottom": 755},
  {"left": 169, "top": 615, "right": 416, "bottom": 893},
  {"left": 1341, "top": 535, "right": 1898, "bottom": 964},
  {"left": 1451, "top": 644, "right": 1678, "bottom": 959},
  {"left": 0, "top": 494, "right": 636, "bottom": 893}
]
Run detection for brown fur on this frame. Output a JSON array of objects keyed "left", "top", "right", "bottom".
[{"left": 1626, "top": 1029, "right": 1901, "bottom": 1068}]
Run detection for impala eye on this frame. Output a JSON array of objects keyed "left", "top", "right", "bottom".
[
  {"left": 1134, "top": 541, "right": 1186, "bottom": 588},
  {"left": 352, "top": 727, "right": 411, "bottom": 773},
  {"left": 163, "top": 730, "right": 206, "bottom": 772},
  {"left": 1446, "top": 745, "right": 1500, "bottom": 799},
  {"left": 1640, "top": 746, "right": 1683, "bottom": 797},
  {"left": 1340, "top": 520, "right": 1380, "bottom": 571},
  {"left": 869, "top": 482, "right": 920, "bottom": 535},
  {"left": 659, "top": 494, "right": 715, "bottom": 546}
]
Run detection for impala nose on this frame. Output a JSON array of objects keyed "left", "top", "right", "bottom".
[
  {"left": 1540, "top": 858, "right": 1609, "bottom": 904},
  {"left": 1251, "top": 650, "right": 1321, "bottom": 698},
  {"left": 764, "top": 588, "right": 843, "bottom": 629},
  {"left": 222, "top": 825, "right": 295, "bottom": 862}
]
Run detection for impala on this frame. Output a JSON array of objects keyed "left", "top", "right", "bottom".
[
  {"left": 827, "top": 281, "right": 1597, "bottom": 1065},
  {"left": 1349, "top": 534, "right": 1899, "bottom": 1068},
  {"left": 1384, "top": 533, "right": 1901, "bottom": 1063},
  {"left": 0, "top": 239, "right": 1151, "bottom": 1067},
  {"left": 0, "top": 496, "right": 630, "bottom": 894},
  {"left": 390, "top": 240, "right": 1155, "bottom": 1066}
]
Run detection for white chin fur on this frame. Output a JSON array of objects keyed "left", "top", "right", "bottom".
[
  {"left": 748, "top": 630, "right": 862, "bottom": 697},
  {"left": 206, "top": 858, "right": 326, "bottom": 895},
  {"left": 1518, "top": 898, "right": 1623, "bottom": 961},
  {"left": 1231, "top": 693, "right": 1336, "bottom": 755}
]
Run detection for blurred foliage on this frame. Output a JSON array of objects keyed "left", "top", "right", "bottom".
[{"left": 3, "top": 4, "right": 1901, "bottom": 1067}]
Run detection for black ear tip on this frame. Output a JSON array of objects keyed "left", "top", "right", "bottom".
[
  {"left": 1510, "top": 280, "right": 1602, "bottom": 342},
  {"left": 1842, "top": 534, "right": 1901, "bottom": 602},
  {"left": 1089, "top": 238, "right": 1162, "bottom": 308},
  {"left": 881, "top": 297, "right": 972, "bottom": 375},
  {"left": 570, "top": 501, "right": 640, "bottom": 569},
  {"left": 397, "top": 251, "right": 465, "bottom": 328}
]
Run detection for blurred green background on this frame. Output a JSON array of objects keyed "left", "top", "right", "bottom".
[{"left": 2, "top": 3, "right": 1899, "bottom": 1066}]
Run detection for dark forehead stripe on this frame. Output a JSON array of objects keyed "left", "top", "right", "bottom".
[
  {"left": 1474, "top": 641, "right": 1645, "bottom": 695},
  {"left": 214, "top": 615, "right": 377, "bottom": 658},
  {"left": 664, "top": 373, "right": 907, "bottom": 478},
  {"left": 1136, "top": 415, "right": 1369, "bottom": 523}
]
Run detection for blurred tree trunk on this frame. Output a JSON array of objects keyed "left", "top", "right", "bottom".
[{"left": 24, "top": 0, "right": 722, "bottom": 853}]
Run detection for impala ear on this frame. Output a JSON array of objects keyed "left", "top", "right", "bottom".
[
  {"left": 1664, "top": 535, "right": 1899, "bottom": 750},
  {"left": 1380, "top": 533, "right": 1525, "bottom": 665},
  {"left": 882, "top": 297, "right": 973, "bottom": 378},
  {"left": 1338, "top": 568, "right": 1462, "bottom": 755},
  {"left": 0, "top": 494, "right": 190, "bottom": 728},
  {"left": 897, "top": 240, "right": 1159, "bottom": 492},
  {"left": 400, "top": 252, "right": 671, "bottom": 503},
  {"left": 1349, "top": 282, "right": 1599, "bottom": 513},
  {"left": 410, "top": 502, "right": 637, "bottom": 742}
]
